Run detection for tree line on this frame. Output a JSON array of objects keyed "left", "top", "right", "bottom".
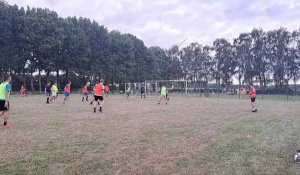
[{"left": 1, "top": 1, "right": 300, "bottom": 94}]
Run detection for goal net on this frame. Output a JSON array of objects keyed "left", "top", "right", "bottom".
[{"left": 144, "top": 80, "right": 188, "bottom": 96}]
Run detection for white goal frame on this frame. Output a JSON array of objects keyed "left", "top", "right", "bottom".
[{"left": 144, "top": 80, "right": 188, "bottom": 96}]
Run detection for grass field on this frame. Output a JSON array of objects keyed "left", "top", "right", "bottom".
[{"left": 1, "top": 94, "right": 300, "bottom": 175}]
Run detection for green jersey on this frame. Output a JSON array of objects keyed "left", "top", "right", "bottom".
[
  {"left": 127, "top": 87, "right": 131, "bottom": 93},
  {"left": 161, "top": 86, "right": 167, "bottom": 95},
  {"left": 0, "top": 82, "right": 11, "bottom": 100},
  {"left": 51, "top": 85, "right": 58, "bottom": 93}
]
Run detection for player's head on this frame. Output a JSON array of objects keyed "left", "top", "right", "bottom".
[
  {"left": 100, "top": 79, "right": 104, "bottom": 83},
  {"left": 68, "top": 81, "right": 71, "bottom": 85},
  {"left": 83, "top": 82, "right": 86, "bottom": 86},
  {"left": 4, "top": 74, "right": 11, "bottom": 83}
]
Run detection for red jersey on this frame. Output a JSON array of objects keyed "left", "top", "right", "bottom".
[
  {"left": 94, "top": 83, "right": 104, "bottom": 96},
  {"left": 249, "top": 86, "right": 256, "bottom": 97},
  {"left": 82, "top": 85, "right": 88, "bottom": 93}
]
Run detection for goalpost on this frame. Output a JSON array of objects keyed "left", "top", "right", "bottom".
[
  {"left": 124, "top": 82, "right": 147, "bottom": 96},
  {"left": 144, "top": 80, "right": 188, "bottom": 96},
  {"left": 125, "top": 80, "right": 188, "bottom": 97}
]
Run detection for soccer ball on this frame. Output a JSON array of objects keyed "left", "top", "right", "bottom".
[{"left": 294, "top": 150, "right": 300, "bottom": 163}]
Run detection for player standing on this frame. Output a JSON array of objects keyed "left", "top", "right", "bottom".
[
  {"left": 0, "top": 74, "right": 11, "bottom": 127},
  {"left": 20, "top": 85, "right": 26, "bottom": 97},
  {"left": 105, "top": 85, "right": 110, "bottom": 97},
  {"left": 82, "top": 83, "right": 89, "bottom": 102},
  {"left": 50, "top": 82, "right": 58, "bottom": 102},
  {"left": 45, "top": 82, "right": 52, "bottom": 104},
  {"left": 158, "top": 85, "right": 168, "bottom": 105},
  {"left": 141, "top": 86, "right": 145, "bottom": 99},
  {"left": 126, "top": 85, "right": 131, "bottom": 99},
  {"left": 249, "top": 83, "right": 257, "bottom": 112},
  {"left": 93, "top": 79, "right": 105, "bottom": 113},
  {"left": 63, "top": 81, "right": 71, "bottom": 104}
]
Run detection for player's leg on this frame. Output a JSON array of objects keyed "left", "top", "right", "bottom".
[
  {"left": 0, "top": 100, "right": 9, "bottom": 126},
  {"left": 93, "top": 96, "right": 98, "bottom": 113},
  {"left": 3, "top": 111, "right": 8, "bottom": 126},
  {"left": 99, "top": 96, "right": 104, "bottom": 112},
  {"left": 82, "top": 93, "right": 84, "bottom": 102},
  {"left": 251, "top": 97, "right": 257, "bottom": 112},
  {"left": 46, "top": 93, "right": 50, "bottom": 104},
  {"left": 90, "top": 98, "right": 94, "bottom": 105},
  {"left": 63, "top": 93, "right": 68, "bottom": 104},
  {"left": 158, "top": 95, "right": 162, "bottom": 104}
]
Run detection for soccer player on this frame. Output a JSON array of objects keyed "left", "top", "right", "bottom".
[
  {"left": 141, "top": 86, "right": 145, "bottom": 99},
  {"left": 158, "top": 85, "right": 168, "bottom": 105},
  {"left": 166, "top": 87, "right": 169, "bottom": 101},
  {"left": 45, "top": 82, "right": 52, "bottom": 104},
  {"left": 0, "top": 74, "right": 11, "bottom": 127},
  {"left": 105, "top": 85, "right": 110, "bottom": 97},
  {"left": 20, "top": 85, "right": 26, "bottom": 97},
  {"left": 126, "top": 85, "right": 131, "bottom": 99},
  {"left": 63, "top": 81, "right": 71, "bottom": 104},
  {"left": 249, "top": 83, "right": 257, "bottom": 112},
  {"left": 50, "top": 82, "right": 58, "bottom": 102},
  {"left": 93, "top": 79, "right": 105, "bottom": 113},
  {"left": 82, "top": 83, "right": 89, "bottom": 102}
]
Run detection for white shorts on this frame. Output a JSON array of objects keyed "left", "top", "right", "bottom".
[{"left": 52, "top": 92, "right": 57, "bottom": 96}]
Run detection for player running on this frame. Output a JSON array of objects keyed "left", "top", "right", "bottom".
[
  {"left": 126, "top": 85, "right": 131, "bottom": 99},
  {"left": 50, "top": 82, "right": 58, "bottom": 102},
  {"left": 93, "top": 79, "right": 105, "bottom": 113},
  {"left": 82, "top": 83, "right": 89, "bottom": 102},
  {"left": 0, "top": 74, "right": 12, "bottom": 127},
  {"left": 20, "top": 85, "right": 26, "bottom": 97},
  {"left": 45, "top": 82, "right": 52, "bottom": 104},
  {"left": 141, "top": 86, "right": 145, "bottom": 99},
  {"left": 63, "top": 81, "right": 71, "bottom": 104},
  {"left": 249, "top": 83, "right": 258, "bottom": 112},
  {"left": 105, "top": 85, "right": 110, "bottom": 97},
  {"left": 158, "top": 85, "right": 168, "bottom": 105}
]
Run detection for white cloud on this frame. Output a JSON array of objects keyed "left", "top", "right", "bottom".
[{"left": 7, "top": 0, "right": 300, "bottom": 48}]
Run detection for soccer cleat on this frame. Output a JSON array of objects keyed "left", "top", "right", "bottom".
[
  {"left": 94, "top": 108, "right": 96, "bottom": 113},
  {"left": 158, "top": 103, "right": 160, "bottom": 105},
  {"left": 90, "top": 101, "right": 93, "bottom": 105},
  {"left": 99, "top": 108, "right": 102, "bottom": 113}
]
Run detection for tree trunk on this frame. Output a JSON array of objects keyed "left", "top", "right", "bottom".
[
  {"left": 294, "top": 76, "right": 297, "bottom": 97},
  {"left": 38, "top": 69, "right": 42, "bottom": 94},
  {"left": 9, "top": 69, "right": 13, "bottom": 91},
  {"left": 23, "top": 68, "right": 26, "bottom": 89},
  {"left": 30, "top": 72, "right": 35, "bottom": 91},
  {"left": 56, "top": 69, "right": 59, "bottom": 89},
  {"left": 46, "top": 69, "right": 50, "bottom": 83},
  {"left": 65, "top": 68, "right": 69, "bottom": 83}
]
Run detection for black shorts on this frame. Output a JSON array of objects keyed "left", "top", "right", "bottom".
[
  {"left": 0, "top": 100, "right": 9, "bottom": 111},
  {"left": 94, "top": 95, "right": 104, "bottom": 101},
  {"left": 251, "top": 97, "right": 256, "bottom": 102}
]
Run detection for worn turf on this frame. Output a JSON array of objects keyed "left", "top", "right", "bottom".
[{"left": 0, "top": 94, "right": 300, "bottom": 175}]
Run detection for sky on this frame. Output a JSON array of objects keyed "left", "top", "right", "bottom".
[{"left": 7, "top": 0, "right": 300, "bottom": 49}]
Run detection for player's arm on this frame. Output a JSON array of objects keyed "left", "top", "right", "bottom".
[{"left": 5, "top": 84, "right": 11, "bottom": 107}]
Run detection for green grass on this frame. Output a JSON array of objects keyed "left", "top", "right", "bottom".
[{"left": 0, "top": 94, "right": 300, "bottom": 174}]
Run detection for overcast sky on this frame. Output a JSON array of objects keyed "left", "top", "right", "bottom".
[{"left": 7, "top": 0, "right": 300, "bottom": 48}]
